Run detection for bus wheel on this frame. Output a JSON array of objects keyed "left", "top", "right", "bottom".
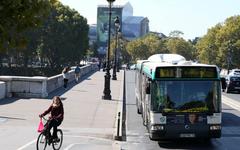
[
  {"left": 137, "top": 107, "right": 141, "bottom": 114},
  {"left": 143, "top": 112, "right": 147, "bottom": 126},
  {"left": 136, "top": 98, "right": 141, "bottom": 114}
]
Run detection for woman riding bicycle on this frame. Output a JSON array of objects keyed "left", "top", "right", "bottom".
[{"left": 39, "top": 96, "right": 64, "bottom": 142}]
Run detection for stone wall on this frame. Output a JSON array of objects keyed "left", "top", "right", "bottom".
[
  {"left": 0, "top": 64, "right": 98, "bottom": 99},
  {"left": 0, "top": 82, "right": 6, "bottom": 99},
  {"left": 47, "top": 64, "right": 97, "bottom": 93}
]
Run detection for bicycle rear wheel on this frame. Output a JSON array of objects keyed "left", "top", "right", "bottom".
[
  {"left": 52, "top": 129, "right": 63, "bottom": 150},
  {"left": 36, "top": 132, "right": 47, "bottom": 150}
]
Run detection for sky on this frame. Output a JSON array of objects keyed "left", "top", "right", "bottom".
[{"left": 60, "top": 0, "right": 240, "bottom": 40}]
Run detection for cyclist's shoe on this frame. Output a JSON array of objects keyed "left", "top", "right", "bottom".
[{"left": 48, "top": 138, "right": 52, "bottom": 145}]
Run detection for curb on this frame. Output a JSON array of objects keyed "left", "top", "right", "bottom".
[{"left": 113, "top": 70, "right": 125, "bottom": 141}]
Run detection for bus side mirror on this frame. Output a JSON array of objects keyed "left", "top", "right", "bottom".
[{"left": 146, "top": 85, "right": 150, "bottom": 94}]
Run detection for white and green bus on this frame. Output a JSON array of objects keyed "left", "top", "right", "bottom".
[{"left": 135, "top": 54, "right": 222, "bottom": 140}]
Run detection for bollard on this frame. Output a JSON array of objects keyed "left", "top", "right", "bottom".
[{"left": 117, "top": 112, "right": 120, "bottom": 137}]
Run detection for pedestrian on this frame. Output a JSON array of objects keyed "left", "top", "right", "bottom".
[
  {"left": 103, "top": 61, "right": 106, "bottom": 71},
  {"left": 62, "top": 66, "right": 70, "bottom": 88},
  {"left": 98, "top": 61, "right": 101, "bottom": 71},
  {"left": 39, "top": 96, "right": 64, "bottom": 142},
  {"left": 74, "top": 64, "right": 81, "bottom": 83}
]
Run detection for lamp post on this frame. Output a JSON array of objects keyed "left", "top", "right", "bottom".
[
  {"left": 117, "top": 41, "right": 123, "bottom": 72},
  {"left": 103, "top": 0, "right": 115, "bottom": 100},
  {"left": 112, "top": 16, "right": 120, "bottom": 80},
  {"left": 117, "top": 31, "right": 121, "bottom": 72}
]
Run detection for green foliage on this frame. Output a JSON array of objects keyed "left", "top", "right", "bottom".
[
  {"left": 0, "top": 0, "right": 52, "bottom": 51},
  {"left": 169, "top": 30, "right": 184, "bottom": 38},
  {"left": 196, "top": 15, "right": 240, "bottom": 69},
  {"left": 126, "top": 33, "right": 195, "bottom": 62},
  {"left": 40, "top": 2, "right": 89, "bottom": 68},
  {"left": 166, "top": 37, "right": 194, "bottom": 60},
  {"left": 0, "top": 0, "right": 89, "bottom": 72}
]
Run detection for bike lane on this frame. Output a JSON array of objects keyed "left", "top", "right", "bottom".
[{"left": 0, "top": 71, "right": 123, "bottom": 150}]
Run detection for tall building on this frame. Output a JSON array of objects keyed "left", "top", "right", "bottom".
[
  {"left": 97, "top": 4, "right": 123, "bottom": 55},
  {"left": 96, "top": 2, "right": 149, "bottom": 55},
  {"left": 122, "top": 16, "right": 149, "bottom": 41},
  {"left": 88, "top": 24, "right": 97, "bottom": 46}
]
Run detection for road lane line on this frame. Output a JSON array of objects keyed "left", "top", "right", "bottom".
[
  {"left": 63, "top": 135, "right": 113, "bottom": 150},
  {"left": 64, "top": 134, "right": 112, "bottom": 141},
  {"left": 64, "top": 143, "right": 76, "bottom": 150},
  {"left": 17, "top": 139, "right": 36, "bottom": 150},
  {"left": 222, "top": 95, "right": 240, "bottom": 110}
]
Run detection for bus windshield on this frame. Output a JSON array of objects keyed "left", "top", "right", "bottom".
[{"left": 151, "top": 80, "right": 221, "bottom": 113}]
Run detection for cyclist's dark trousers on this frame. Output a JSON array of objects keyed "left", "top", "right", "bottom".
[{"left": 47, "top": 119, "right": 61, "bottom": 138}]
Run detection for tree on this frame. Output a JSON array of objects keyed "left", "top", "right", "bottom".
[
  {"left": 216, "top": 16, "right": 240, "bottom": 69},
  {"left": 196, "top": 24, "right": 222, "bottom": 65},
  {"left": 196, "top": 15, "right": 240, "bottom": 69},
  {"left": 0, "top": 0, "right": 53, "bottom": 52},
  {"left": 126, "top": 33, "right": 168, "bottom": 62},
  {"left": 169, "top": 30, "right": 184, "bottom": 38},
  {"left": 166, "top": 37, "right": 194, "bottom": 60},
  {"left": 40, "top": 2, "right": 89, "bottom": 68}
]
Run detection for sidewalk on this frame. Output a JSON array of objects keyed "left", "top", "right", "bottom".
[
  {"left": 0, "top": 70, "right": 123, "bottom": 150},
  {"left": 60, "top": 70, "right": 123, "bottom": 149}
]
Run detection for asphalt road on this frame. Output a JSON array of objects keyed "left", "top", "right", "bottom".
[{"left": 121, "top": 70, "right": 240, "bottom": 150}]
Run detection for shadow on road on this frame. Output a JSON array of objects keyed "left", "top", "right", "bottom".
[
  {"left": 158, "top": 139, "right": 214, "bottom": 149},
  {"left": 222, "top": 112, "right": 240, "bottom": 127},
  {"left": 0, "top": 97, "right": 26, "bottom": 105},
  {"left": 0, "top": 115, "right": 26, "bottom": 120},
  {"left": 47, "top": 70, "right": 96, "bottom": 99}
]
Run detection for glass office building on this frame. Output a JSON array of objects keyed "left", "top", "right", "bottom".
[{"left": 97, "top": 2, "right": 149, "bottom": 55}]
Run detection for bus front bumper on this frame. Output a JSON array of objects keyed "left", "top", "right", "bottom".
[{"left": 149, "top": 125, "right": 221, "bottom": 140}]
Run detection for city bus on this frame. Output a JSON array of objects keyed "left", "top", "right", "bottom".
[{"left": 135, "top": 54, "right": 222, "bottom": 140}]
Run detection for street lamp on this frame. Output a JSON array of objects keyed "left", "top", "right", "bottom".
[
  {"left": 117, "top": 41, "right": 123, "bottom": 72},
  {"left": 103, "top": 0, "right": 115, "bottom": 100},
  {"left": 112, "top": 16, "right": 120, "bottom": 80}
]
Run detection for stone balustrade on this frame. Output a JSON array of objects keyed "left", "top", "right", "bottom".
[
  {"left": 0, "top": 81, "right": 6, "bottom": 99},
  {"left": 0, "top": 64, "right": 98, "bottom": 100}
]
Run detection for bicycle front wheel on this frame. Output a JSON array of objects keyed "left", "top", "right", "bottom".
[
  {"left": 36, "top": 132, "right": 47, "bottom": 150},
  {"left": 52, "top": 129, "right": 63, "bottom": 150}
]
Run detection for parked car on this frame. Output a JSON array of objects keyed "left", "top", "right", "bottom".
[
  {"left": 130, "top": 64, "right": 136, "bottom": 70},
  {"left": 225, "top": 74, "right": 240, "bottom": 93},
  {"left": 228, "top": 69, "right": 240, "bottom": 76}
]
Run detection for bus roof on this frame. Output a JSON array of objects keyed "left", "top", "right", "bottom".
[
  {"left": 147, "top": 54, "right": 186, "bottom": 64},
  {"left": 136, "top": 54, "right": 219, "bottom": 79},
  {"left": 142, "top": 61, "right": 218, "bottom": 79}
]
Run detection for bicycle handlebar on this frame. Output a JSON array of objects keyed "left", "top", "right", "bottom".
[
  {"left": 41, "top": 116, "right": 58, "bottom": 122},
  {"left": 41, "top": 116, "right": 48, "bottom": 121}
]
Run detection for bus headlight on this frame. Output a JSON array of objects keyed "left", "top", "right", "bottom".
[
  {"left": 210, "top": 125, "right": 221, "bottom": 130},
  {"left": 151, "top": 125, "right": 164, "bottom": 130}
]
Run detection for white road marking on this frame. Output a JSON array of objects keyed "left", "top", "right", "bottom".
[
  {"left": 222, "top": 95, "right": 240, "bottom": 110},
  {"left": 17, "top": 139, "right": 36, "bottom": 150},
  {"left": 63, "top": 135, "right": 113, "bottom": 150},
  {"left": 17, "top": 134, "right": 112, "bottom": 150},
  {"left": 64, "top": 134, "right": 113, "bottom": 142},
  {"left": 64, "top": 143, "right": 76, "bottom": 150}
]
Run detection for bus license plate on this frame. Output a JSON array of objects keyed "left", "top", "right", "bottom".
[{"left": 180, "top": 133, "right": 195, "bottom": 138}]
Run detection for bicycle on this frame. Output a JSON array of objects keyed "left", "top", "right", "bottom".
[{"left": 36, "top": 117, "right": 63, "bottom": 150}]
